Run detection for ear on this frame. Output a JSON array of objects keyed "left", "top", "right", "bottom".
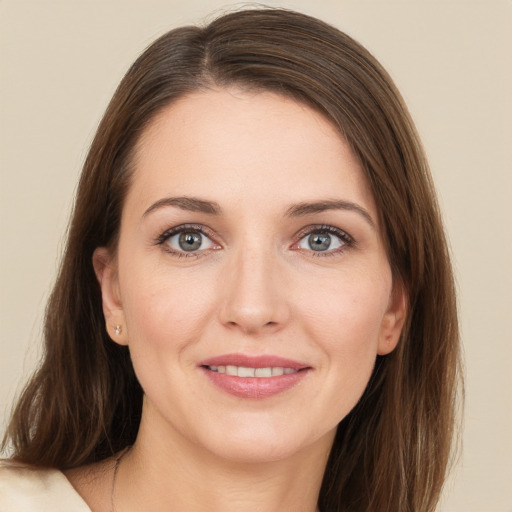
[
  {"left": 377, "top": 281, "right": 407, "bottom": 356},
  {"left": 93, "top": 247, "right": 128, "bottom": 346}
]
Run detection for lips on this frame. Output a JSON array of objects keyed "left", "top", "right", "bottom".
[{"left": 199, "top": 353, "right": 311, "bottom": 399}]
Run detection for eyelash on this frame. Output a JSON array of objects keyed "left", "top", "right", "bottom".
[
  {"left": 294, "top": 225, "right": 354, "bottom": 258},
  {"left": 156, "top": 224, "right": 216, "bottom": 259},
  {"left": 155, "top": 223, "right": 354, "bottom": 258}
]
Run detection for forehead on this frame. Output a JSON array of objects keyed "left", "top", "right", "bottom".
[{"left": 125, "top": 87, "right": 377, "bottom": 218}]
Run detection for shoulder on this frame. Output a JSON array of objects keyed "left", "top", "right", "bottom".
[{"left": 0, "top": 460, "right": 91, "bottom": 512}]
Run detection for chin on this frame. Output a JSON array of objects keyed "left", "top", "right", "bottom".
[
  {"left": 200, "top": 420, "right": 333, "bottom": 465},
  {"left": 209, "top": 439, "right": 302, "bottom": 464}
]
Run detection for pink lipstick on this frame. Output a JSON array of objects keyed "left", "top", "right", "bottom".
[{"left": 199, "top": 354, "right": 311, "bottom": 399}]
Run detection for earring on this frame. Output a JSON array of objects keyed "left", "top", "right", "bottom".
[{"left": 114, "top": 324, "right": 122, "bottom": 336}]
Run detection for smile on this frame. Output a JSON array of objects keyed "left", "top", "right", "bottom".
[
  {"left": 206, "top": 365, "right": 298, "bottom": 377},
  {"left": 199, "top": 354, "right": 311, "bottom": 399}
]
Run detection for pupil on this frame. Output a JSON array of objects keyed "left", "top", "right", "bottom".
[
  {"left": 308, "top": 233, "right": 331, "bottom": 251},
  {"left": 179, "top": 232, "right": 202, "bottom": 251}
]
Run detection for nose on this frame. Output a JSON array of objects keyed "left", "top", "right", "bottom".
[{"left": 218, "top": 245, "right": 290, "bottom": 335}]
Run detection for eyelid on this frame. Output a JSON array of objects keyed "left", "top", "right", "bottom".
[
  {"left": 155, "top": 223, "right": 354, "bottom": 258},
  {"left": 156, "top": 223, "right": 221, "bottom": 257},
  {"left": 291, "top": 224, "right": 355, "bottom": 255}
]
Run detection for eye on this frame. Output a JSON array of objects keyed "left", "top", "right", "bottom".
[
  {"left": 157, "top": 225, "right": 219, "bottom": 256},
  {"left": 294, "top": 226, "right": 353, "bottom": 255}
]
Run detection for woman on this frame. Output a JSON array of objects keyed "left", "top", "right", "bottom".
[{"left": 0, "top": 8, "right": 461, "bottom": 512}]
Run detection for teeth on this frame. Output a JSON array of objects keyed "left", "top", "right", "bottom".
[
  {"left": 255, "top": 367, "right": 272, "bottom": 377},
  {"left": 208, "top": 365, "right": 298, "bottom": 378},
  {"left": 238, "top": 366, "right": 255, "bottom": 377},
  {"left": 226, "top": 365, "right": 238, "bottom": 376}
]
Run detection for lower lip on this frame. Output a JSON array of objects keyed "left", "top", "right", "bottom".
[{"left": 200, "top": 367, "right": 310, "bottom": 399}]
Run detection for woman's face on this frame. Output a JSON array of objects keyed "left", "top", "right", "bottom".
[{"left": 95, "top": 88, "right": 405, "bottom": 463}]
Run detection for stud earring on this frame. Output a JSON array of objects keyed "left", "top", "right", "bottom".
[{"left": 114, "top": 325, "right": 122, "bottom": 336}]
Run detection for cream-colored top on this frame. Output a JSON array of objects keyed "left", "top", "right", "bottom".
[{"left": 0, "top": 461, "right": 91, "bottom": 512}]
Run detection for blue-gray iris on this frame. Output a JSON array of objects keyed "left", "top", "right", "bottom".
[
  {"left": 309, "top": 233, "right": 331, "bottom": 251},
  {"left": 179, "top": 232, "right": 202, "bottom": 251}
]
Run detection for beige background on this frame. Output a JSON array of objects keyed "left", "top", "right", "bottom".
[{"left": 1, "top": 1, "right": 511, "bottom": 510}]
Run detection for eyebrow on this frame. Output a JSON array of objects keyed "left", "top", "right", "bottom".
[
  {"left": 143, "top": 196, "right": 222, "bottom": 217},
  {"left": 143, "top": 196, "right": 375, "bottom": 229},
  {"left": 285, "top": 200, "right": 376, "bottom": 229}
]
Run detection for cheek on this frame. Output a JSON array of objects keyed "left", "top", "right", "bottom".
[
  {"left": 119, "top": 267, "right": 220, "bottom": 406},
  {"left": 296, "top": 268, "right": 391, "bottom": 382},
  {"left": 119, "top": 262, "right": 218, "bottom": 357},
  {"left": 299, "top": 265, "right": 390, "bottom": 336}
]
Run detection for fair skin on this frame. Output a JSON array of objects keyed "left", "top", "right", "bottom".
[{"left": 66, "top": 88, "right": 406, "bottom": 512}]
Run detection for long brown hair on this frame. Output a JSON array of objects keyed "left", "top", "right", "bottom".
[{"left": 3, "top": 8, "right": 461, "bottom": 511}]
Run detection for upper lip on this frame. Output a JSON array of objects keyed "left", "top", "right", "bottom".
[{"left": 199, "top": 353, "right": 310, "bottom": 370}]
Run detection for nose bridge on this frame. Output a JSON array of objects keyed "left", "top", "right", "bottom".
[{"left": 219, "top": 239, "right": 288, "bottom": 334}]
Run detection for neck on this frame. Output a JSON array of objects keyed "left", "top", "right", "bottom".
[{"left": 115, "top": 406, "right": 333, "bottom": 512}]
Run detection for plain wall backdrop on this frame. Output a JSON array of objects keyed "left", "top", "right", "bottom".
[{"left": 1, "top": 1, "right": 511, "bottom": 510}]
